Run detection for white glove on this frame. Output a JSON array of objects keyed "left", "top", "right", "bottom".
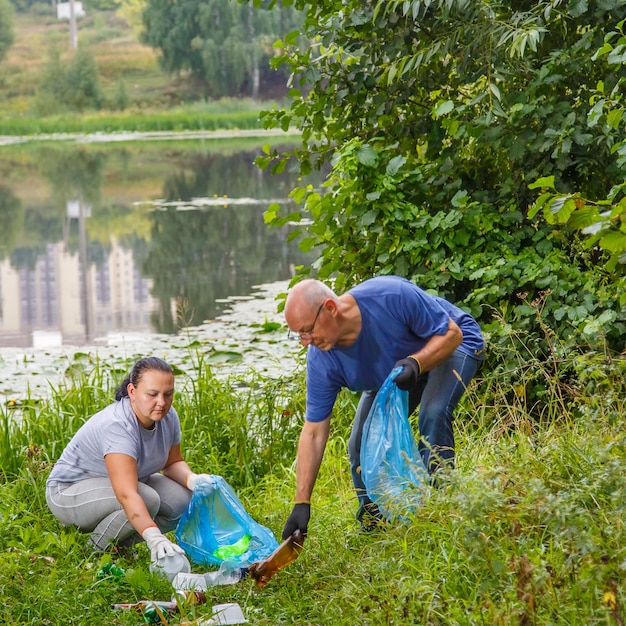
[
  {"left": 142, "top": 526, "right": 185, "bottom": 562},
  {"left": 186, "top": 473, "right": 213, "bottom": 491}
]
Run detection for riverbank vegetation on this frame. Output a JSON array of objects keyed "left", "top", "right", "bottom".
[
  {"left": 0, "top": 101, "right": 279, "bottom": 136},
  {"left": 1, "top": 337, "right": 625, "bottom": 624},
  {"left": 262, "top": 1, "right": 626, "bottom": 402},
  {"left": 0, "top": 8, "right": 288, "bottom": 133},
  {"left": 1, "top": 1, "right": 626, "bottom": 623}
]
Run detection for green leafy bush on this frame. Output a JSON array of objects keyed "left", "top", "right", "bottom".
[
  {"left": 36, "top": 46, "right": 103, "bottom": 114},
  {"left": 257, "top": 1, "right": 626, "bottom": 407}
]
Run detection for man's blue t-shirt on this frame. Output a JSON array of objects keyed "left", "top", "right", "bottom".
[{"left": 305, "top": 276, "right": 484, "bottom": 423}]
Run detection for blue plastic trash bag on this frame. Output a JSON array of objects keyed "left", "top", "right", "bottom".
[
  {"left": 175, "top": 475, "right": 279, "bottom": 568},
  {"left": 360, "top": 367, "right": 427, "bottom": 519}
]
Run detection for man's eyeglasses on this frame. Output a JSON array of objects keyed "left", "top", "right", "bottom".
[{"left": 288, "top": 303, "right": 324, "bottom": 341}]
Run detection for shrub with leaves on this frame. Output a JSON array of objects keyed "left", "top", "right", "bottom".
[{"left": 254, "top": 0, "right": 626, "bottom": 397}]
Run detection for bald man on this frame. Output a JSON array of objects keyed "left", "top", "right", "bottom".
[{"left": 282, "top": 276, "right": 484, "bottom": 535}]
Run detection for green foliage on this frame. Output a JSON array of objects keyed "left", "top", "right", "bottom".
[
  {"left": 37, "top": 46, "right": 103, "bottom": 114},
  {"left": 114, "top": 76, "right": 129, "bottom": 111},
  {"left": 257, "top": 0, "right": 626, "bottom": 396},
  {"left": 0, "top": 348, "right": 305, "bottom": 487},
  {"left": 84, "top": 0, "right": 119, "bottom": 10},
  {"left": 0, "top": 0, "right": 14, "bottom": 61},
  {"left": 9, "top": 0, "right": 49, "bottom": 12},
  {"left": 527, "top": 29, "right": 626, "bottom": 271},
  {"left": 114, "top": 0, "right": 147, "bottom": 38},
  {"left": 141, "top": 0, "right": 302, "bottom": 98},
  {"left": 0, "top": 104, "right": 271, "bottom": 135},
  {"left": 170, "top": 355, "right": 306, "bottom": 489}
]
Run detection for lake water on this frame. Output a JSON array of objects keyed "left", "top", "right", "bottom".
[{"left": 0, "top": 133, "right": 316, "bottom": 399}]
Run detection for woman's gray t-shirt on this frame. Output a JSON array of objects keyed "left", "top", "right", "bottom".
[{"left": 46, "top": 397, "right": 182, "bottom": 486}]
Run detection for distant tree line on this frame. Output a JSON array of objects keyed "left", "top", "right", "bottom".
[
  {"left": 140, "top": 0, "right": 303, "bottom": 99},
  {"left": 5, "top": 0, "right": 302, "bottom": 101}
]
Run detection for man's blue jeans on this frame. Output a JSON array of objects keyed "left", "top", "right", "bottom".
[{"left": 348, "top": 349, "right": 482, "bottom": 508}]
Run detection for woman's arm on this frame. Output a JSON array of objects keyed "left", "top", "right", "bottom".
[
  {"left": 105, "top": 453, "right": 156, "bottom": 535},
  {"left": 161, "top": 444, "right": 195, "bottom": 487}
]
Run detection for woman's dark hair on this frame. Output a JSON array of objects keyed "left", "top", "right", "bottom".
[{"left": 115, "top": 357, "right": 174, "bottom": 401}]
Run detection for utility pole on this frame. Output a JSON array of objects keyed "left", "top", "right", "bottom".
[{"left": 69, "top": 0, "right": 77, "bottom": 49}]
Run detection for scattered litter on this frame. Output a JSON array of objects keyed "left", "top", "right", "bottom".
[{"left": 199, "top": 603, "right": 247, "bottom": 625}]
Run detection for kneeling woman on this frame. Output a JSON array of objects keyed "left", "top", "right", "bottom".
[{"left": 46, "top": 356, "right": 208, "bottom": 566}]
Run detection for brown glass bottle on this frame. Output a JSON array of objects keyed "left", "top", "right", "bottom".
[{"left": 248, "top": 530, "right": 305, "bottom": 587}]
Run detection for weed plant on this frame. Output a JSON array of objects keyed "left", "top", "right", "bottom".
[{"left": 0, "top": 341, "right": 624, "bottom": 625}]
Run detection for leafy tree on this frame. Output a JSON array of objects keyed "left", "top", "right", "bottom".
[
  {"left": 37, "top": 46, "right": 103, "bottom": 113},
  {"left": 527, "top": 18, "right": 626, "bottom": 270},
  {"left": 254, "top": 0, "right": 626, "bottom": 375},
  {"left": 141, "top": 0, "right": 303, "bottom": 98},
  {"left": 114, "top": 0, "right": 147, "bottom": 37},
  {"left": 0, "top": 0, "right": 14, "bottom": 61},
  {"left": 64, "top": 46, "right": 103, "bottom": 111}
]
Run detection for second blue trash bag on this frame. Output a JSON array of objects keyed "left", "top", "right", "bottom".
[
  {"left": 175, "top": 474, "right": 279, "bottom": 568},
  {"left": 360, "top": 367, "right": 427, "bottom": 519}
]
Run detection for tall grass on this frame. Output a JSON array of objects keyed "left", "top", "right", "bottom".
[
  {"left": 0, "top": 340, "right": 624, "bottom": 625},
  {"left": 0, "top": 105, "right": 276, "bottom": 137}
]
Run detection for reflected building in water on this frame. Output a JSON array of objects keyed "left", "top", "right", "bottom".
[
  {"left": 0, "top": 236, "right": 158, "bottom": 348},
  {"left": 0, "top": 139, "right": 322, "bottom": 348}
]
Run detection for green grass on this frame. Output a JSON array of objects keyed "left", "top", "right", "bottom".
[
  {"left": 0, "top": 104, "right": 274, "bottom": 136},
  {"left": 1, "top": 343, "right": 625, "bottom": 624}
]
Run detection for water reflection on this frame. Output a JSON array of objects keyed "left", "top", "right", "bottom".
[{"left": 0, "top": 140, "right": 317, "bottom": 347}]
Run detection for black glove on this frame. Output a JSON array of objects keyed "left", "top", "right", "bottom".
[
  {"left": 393, "top": 356, "right": 421, "bottom": 391},
  {"left": 282, "top": 502, "right": 310, "bottom": 540}
]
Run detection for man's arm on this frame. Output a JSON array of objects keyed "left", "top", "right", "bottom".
[
  {"left": 282, "top": 416, "right": 331, "bottom": 539},
  {"left": 294, "top": 417, "right": 331, "bottom": 502},
  {"left": 394, "top": 318, "right": 463, "bottom": 390},
  {"left": 409, "top": 318, "right": 463, "bottom": 373}
]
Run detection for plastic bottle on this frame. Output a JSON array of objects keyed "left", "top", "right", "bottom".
[
  {"left": 247, "top": 530, "right": 304, "bottom": 587},
  {"left": 112, "top": 594, "right": 207, "bottom": 623},
  {"left": 204, "top": 566, "right": 247, "bottom": 587},
  {"left": 149, "top": 551, "right": 191, "bottom": 582},
  {"left": 112, "top": 600, "right": 178, "bottom": 624},
  {"left": 213, "top": 533, "right": 251, "bottom": 560},
  {"left": 172, "top": 567, "right": 245, "bottom": 591}
]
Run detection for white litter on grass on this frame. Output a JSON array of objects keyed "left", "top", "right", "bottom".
[{"left": 201, "top": 603, "right": 247, "bottom": 625}]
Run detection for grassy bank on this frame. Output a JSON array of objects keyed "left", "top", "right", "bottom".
[
  {"left": 0, "top": 103, "right": 275, "bottom": 136},
  {"left": 0, "top": 11, "right": 281, "bottom": 136},
  {"left": 1, "top": 342, "right": 625, "bottom": 624},
  {"left": 2, "top": 11, "right": 185, "bottom": 116}
]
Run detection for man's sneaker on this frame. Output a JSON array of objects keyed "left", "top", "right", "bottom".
[{"left": 356, "top": 501, "right": 387, "bottom": 532}]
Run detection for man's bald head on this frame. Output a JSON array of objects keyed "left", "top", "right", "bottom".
[{"left": 284, "top": 279, "right": 338, "bottom": 326}]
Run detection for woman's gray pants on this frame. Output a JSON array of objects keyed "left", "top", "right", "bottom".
[{"left": 46, "top": 474, "right": 191, "bottom": 551}]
